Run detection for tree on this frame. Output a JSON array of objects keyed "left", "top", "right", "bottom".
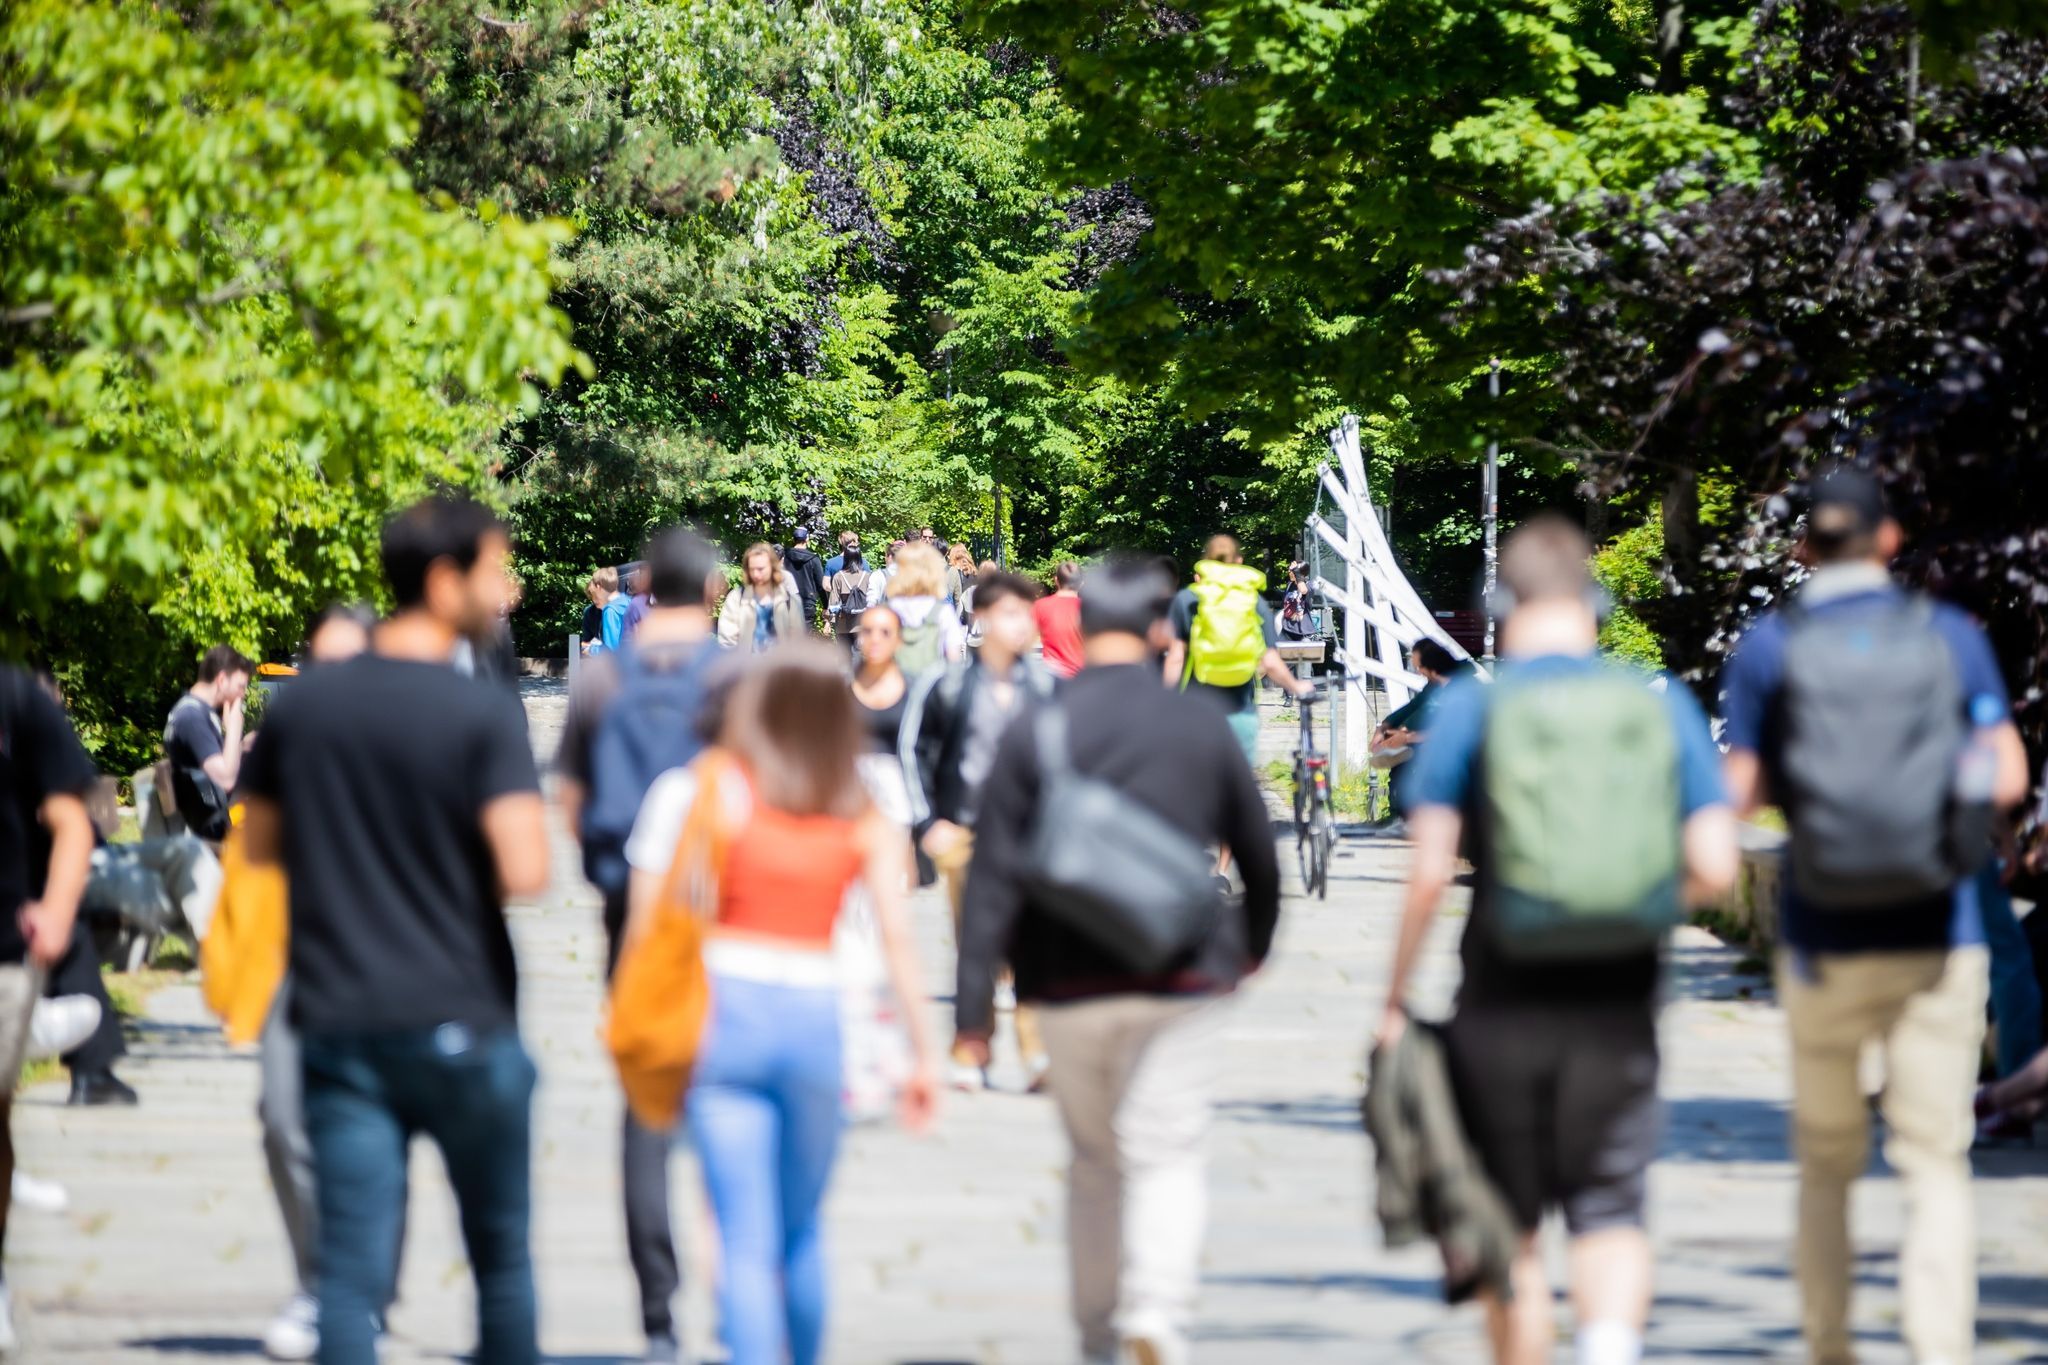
[
  {"left": 1438, "top": 5, "right": 2048, "bottom": 751},
  {"left": 971, "top": 0, "right": 1758, "bottom": 442},
  {"left": 2, "top": 0, "right": 580, "bottom": 766}
]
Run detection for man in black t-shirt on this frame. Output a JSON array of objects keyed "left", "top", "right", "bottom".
[
  {"left": 163, "top": 644, "right": 253, "bottom": 841},
  {"left": 0, "top": 665, "right": 98, "bottom": 1350},
  {"left": 242, "top": 495, "right": 548, "bottom": 1365}
]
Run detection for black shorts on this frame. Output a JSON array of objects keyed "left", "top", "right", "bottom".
[{"left": 1442, "top": 1002, "right": 1661, "bottom": 1235}]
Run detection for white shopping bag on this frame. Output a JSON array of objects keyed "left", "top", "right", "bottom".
[{"left": 839, "top": 752, "right": 915, "bottom": 1123}]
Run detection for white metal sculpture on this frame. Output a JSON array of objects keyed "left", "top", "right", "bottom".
[{"left": 1308, "top": 415, "right": 1487, "bottom": 768}]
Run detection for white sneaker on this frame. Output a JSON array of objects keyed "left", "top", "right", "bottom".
[
  {"left": 27, "top": 996, "right": 101, "bottom": 1061},
  {"left": 0, "top": 1281, "right": 17, "bottom": 1354},
  {"left": 10, "top": 1171, "right": 66, "bottom": 1214},
  {"left": 946, "top": 1060, "right": 988, "bottom": 1092},
  {"left": 262, "top": 1292, "right": 319, "bottom": 1361},
  {"left": 1121, "top": 1315, "right": 1188, "bottom": 1365}
]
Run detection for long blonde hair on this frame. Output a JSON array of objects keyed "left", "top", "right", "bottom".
[
  {"left": 890, "top": 542, "right": 948, "bottom": 598},
  {"left": 740, "top": 542, "right": 784, "bottom": 592}
]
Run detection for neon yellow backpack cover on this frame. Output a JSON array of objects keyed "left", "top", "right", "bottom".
[{"left": 1184, "top": 560, "right": 1268, "bottom": 688}]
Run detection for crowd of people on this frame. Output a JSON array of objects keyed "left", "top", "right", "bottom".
[{"left": 1, "top": 466, "right": 2043, "bottom": 1365}]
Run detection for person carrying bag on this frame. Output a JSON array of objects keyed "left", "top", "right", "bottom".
[
  {"left": 610, "top": 644, "right": 939, "bottom": 1365},
  {"left": 605, "top": 751, "right": 737, "bottom": 1132}
]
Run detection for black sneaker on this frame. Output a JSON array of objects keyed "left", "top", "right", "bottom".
[{"left": 67, "top": 1068, "right": 139, "bottom": 1107}]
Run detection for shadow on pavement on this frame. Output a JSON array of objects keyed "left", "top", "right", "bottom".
[
  {"left": 1215, "top": 1093, "right": 1361, "bottom": 1133},
  {"left": 119, "top": 1338, "right": 263, "bottom": 1357},
  {"left": 1659, "top": 1095, "right": 1789, "bottom": 1164},
  {"left": 1206, "top": 1269, "right": 1440, "bottom": 1301}
]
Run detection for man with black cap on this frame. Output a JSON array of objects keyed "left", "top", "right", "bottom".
[
  {"left": 782, "top": 526, "right": 827, "bottom": 632},
  {"left": 1721, "top": 464, "right": 2031, "bottom": 1365}
]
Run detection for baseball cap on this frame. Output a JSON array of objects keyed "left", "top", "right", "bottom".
[{"left": 1805, "top": 464, "right": 1888, "bottom": 544}]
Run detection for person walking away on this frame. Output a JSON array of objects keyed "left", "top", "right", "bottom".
[
  {"left": 165, "top": 644, "right": 255, "bottom": 845},
  {"left": 216, "top": 602, "right": 381, "bottom": 1361},
  {"left": 622, "top": 645, "right": 939, "bottom": 1365},
  {"left": 946, "top": 544, "right": 977, "bottom": 609},
  {"left": 28, "top": 669, "right": 140, "bottom": 1112},
  {"left": 718, "top": 543, "right": 806, "bottom": 655},
  {"left": 828, "top": 544, "right": 879, "bottom": 659},
  {"left": 1032, "top": 561, "right": 1085, "bottom": 679},
  {"left": 1719, "top": 465, "right": 2030, "bottom": 1365},
  {"left": 0, "top": 665, "right": 97, "bottom": 1352},
  {"left": 880, "top": 543, "right": 965, "bottom": 681},
  {"left": 556, "top": 526, "right": 727, "bottom": 1364},
  {"left": 1376, "top": 516, "right": 1738, "bottom": 1365},
  {"left": 783, "top": 528, "right": 828, "bottom": 632},
  {"left": 901, "top": 572, "right": 1055, "bottom": 1090},
  {"left": 239, "top": 495, "right": 550, "bottom": 1365},
  {"left": 955, "top": 556, "right": 1280, "bottom": 1365},
  {"left": 1161, "top": 534, "right": 1313, "bottom": 769}
]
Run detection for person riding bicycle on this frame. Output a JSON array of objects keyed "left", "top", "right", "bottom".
[{"left": 1160, "top": 534, "right": 1313, "bottom": 769}]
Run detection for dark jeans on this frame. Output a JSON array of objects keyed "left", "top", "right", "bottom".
[
  {"left": 51, "top": 917, "right": 123, "bottom": 1074},
  {"left": 303, "top": 1025, "right": 537, "bottom": 1365},
  {"left": 604, "top": 893, "right": 682, "bottom": 1338}
]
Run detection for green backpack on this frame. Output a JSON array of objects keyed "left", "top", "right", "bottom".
[
  {"left": 895, "top": 612, "right": 946, "bottom": 680},
  {"left": 1481, "top": 669, "right": 1683, "bottom": 960},
  {"left": 1183, "top": 560, "right": 1268, "bottom": 689}
]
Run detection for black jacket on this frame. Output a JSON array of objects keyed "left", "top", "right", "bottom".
[
  {"left": 955, "top": 663, "right": 1281, "bottom": 1034},
  {"left": 900, "top": 654, "right": 1058, "bottom": 839},
  {"left": 783, "top": 546, "right": 827, "bottom": 624}
]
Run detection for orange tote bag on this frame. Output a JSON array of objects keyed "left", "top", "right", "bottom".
[{"left": 605, "top": 753, "right": 736, "bottom": 1131}]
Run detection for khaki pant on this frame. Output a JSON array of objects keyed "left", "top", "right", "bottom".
[
  {"left": 934, "top": 831, "right": 1044, "bottom": 1068},
  {"left": 1039, "top": 994, "right": 1221, "bottom": 1362},
  {"left": 1777, "top": 946, "right": 1988, "bottom": 1365}
]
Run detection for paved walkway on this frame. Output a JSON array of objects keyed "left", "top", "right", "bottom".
[{"left": 12, "top": 682, "right": 2048, "bottom": 1362}]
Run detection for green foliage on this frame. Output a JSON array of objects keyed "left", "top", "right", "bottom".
[
  {"left": 972, "top": 0, "right": 1759, "bottom": 445},
  {"left": 2, "top": 0, "right": 581, "bottom": 767},
  {"left": 1593, "top": 516, "right": 1667, "bottom": 671}
]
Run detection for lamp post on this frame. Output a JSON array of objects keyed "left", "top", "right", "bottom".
[{"left": 1482, "top": 357, "right": 1501, "bottom": 663}]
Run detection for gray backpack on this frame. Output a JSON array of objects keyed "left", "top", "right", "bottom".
[{"left": 1779, "top": 592, "right": 1966, "bottom": 909}]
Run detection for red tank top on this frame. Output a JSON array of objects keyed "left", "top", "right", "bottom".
[{"left": 717, "top": 804, "right": 865, "bottom": 946}]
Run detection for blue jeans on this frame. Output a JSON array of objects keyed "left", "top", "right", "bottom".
[
  {"left": 302, "top": 1025, "right": 538, "bottom": 1365},
  {"left": 1979, "top": 860, "right": 2042, "bottom": 1078},
  {"left": 687, "top": 976, "right": 844, "bottom": 1365}
]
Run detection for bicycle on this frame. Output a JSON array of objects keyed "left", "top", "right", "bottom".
[{"left": 1292, "top": 688, "right": 1336, "bottom": 899}]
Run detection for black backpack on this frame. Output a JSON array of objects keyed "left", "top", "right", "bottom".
[
  {"left": 1778, "top": 592, "right": 1969, "bottom": 910},
  {"left": 164, "top": 695, "right": 231, "bottom": 841}
]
